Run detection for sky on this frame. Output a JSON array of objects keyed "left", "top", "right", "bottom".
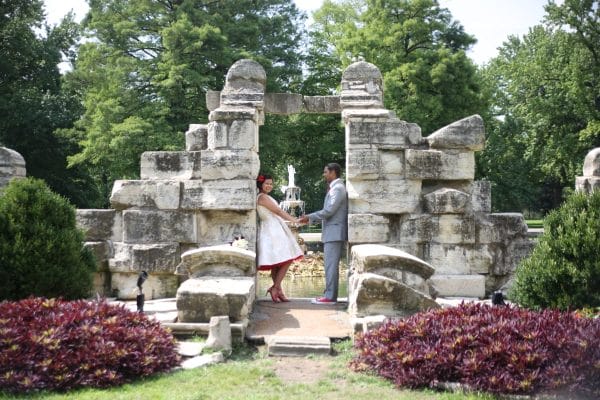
[{"left": 43, "top": 0, "right": 556, "bottom": 66}]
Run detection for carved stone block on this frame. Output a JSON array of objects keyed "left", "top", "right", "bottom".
[
  {"left": 122, "top": 210, "right": 196, "bottom": 244},
  {"left": 110, "top": 180, "right": 181, "bottom": 210},
  {"left": 140, "top": 151, "right": 201, "bottom": 180}
]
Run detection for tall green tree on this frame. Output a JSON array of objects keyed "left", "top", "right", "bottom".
[
  {"left": 64, "top": 0, "right": 306, "bottom": 204},
  {"left": 308, "top": 0, "right": 486, "bottom": 134},
  {"left": 480, "top": 0, "right": 600, "bottom": 212},
  {"left": 0, "top": 0, "right": 97, "bottom": 206}
]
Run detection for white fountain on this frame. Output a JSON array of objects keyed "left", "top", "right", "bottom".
[{"left": 280, "top": 165, "right": 305, "bottom": 218}]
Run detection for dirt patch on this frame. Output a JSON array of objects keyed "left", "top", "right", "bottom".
[{"left": 271, "top": 357, "right": 333, "bottom": 384}]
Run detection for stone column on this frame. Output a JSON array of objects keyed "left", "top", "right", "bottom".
[
  {"left": 0, "top": 147, "right": 26, "bottom": 190},
  {"left": 576, "top": 148, "right": 600, "bottom": 194}
]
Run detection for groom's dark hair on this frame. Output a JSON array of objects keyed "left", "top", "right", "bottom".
[{"left": 326, "top": 163, "right": 342, "bottom": 178}]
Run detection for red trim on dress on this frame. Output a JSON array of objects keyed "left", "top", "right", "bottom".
[{"left": 258, "top": 254, "right": 304, "bottom": 271}]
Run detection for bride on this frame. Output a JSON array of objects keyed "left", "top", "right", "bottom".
[{"left": 256, "top": 174, "right": 303, "bottom": 302}]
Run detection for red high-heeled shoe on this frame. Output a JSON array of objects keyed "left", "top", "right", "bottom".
[
  {"left": 276, "top": 287, "right": 290, "bottom": 302},
  {"left": 266, "top": 286, "right": 281, "bottom": 303}
]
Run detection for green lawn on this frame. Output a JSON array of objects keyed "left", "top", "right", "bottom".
[
  {"left": 0, "top": 341, "right": 493, "bottom": 400},
  {"left": 526, "top": 219, "right": 544, "bottom": 229}
]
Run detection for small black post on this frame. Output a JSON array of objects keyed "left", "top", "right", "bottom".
[
  {"left": 136, "top": 271, "right": 148, "bottom": 313},
  {"left": 491, "top": 291, "right": 506, "bottom": 306}
]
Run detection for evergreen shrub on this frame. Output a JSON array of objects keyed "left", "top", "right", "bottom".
[
  {"left": 0, "top": 297, "right": 181, "bottom": 393},
  {"left": 509, "top": 190, "right": 600, "bottom": 310},
  {"left": 0, "top": 178, "right": 95, "bottom": 300},
  {"left": 351, "top": 303, "right": 599, "bottom": 397}
]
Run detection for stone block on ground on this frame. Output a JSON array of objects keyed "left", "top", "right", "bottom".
[
  {"left": 176, "top": 277, "right": 255, "bottom": 322},
  {"left": 84, "top": 241, "right": 112, "bottom": 271},
  {"left": 205, "top": 316, "right": 232, "bottom": 353},
  {"left": 351, "top": 315, "right": 387, "bottom": 334},
  {"left": 426, "top": 114, "right": 485, "bottom": 151},
  {"left": 140, "top": 151, "right": 202, "bottom": 180},
  {"left": 348, "top": 273, "right": 439, "bottom": 318},
  {"left": 351, "top": 244, "right": 435, "bottom": 280},
  {"left": 176, "top": 245, "right": 256, "bottom": 277},
  {"left": 429, "top": 274, "right": 486, "bottom": 298},
  {"left": 265, "top": 336, "right": 331, "bottom": 357},
  {"left": 178, "top": 341, "right": 206, "bottom": 357},
  {"left": 180, "top": 353, "right": 225, "bottom": 370}
]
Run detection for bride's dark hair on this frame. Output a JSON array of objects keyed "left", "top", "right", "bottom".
[{"left": 256, "top": 173, "right": 272, "bottom": 190}]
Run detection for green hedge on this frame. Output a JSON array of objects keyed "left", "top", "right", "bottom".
[
  {"left": 0, "top": 178, "right": 95, "bottom": 300},
  {"left": 510, "top": 190, "right": 600, "bottom": 310}
]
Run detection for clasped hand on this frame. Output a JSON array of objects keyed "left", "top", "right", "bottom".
[{"left": 297, "top": 215, "right": 309, "bottom": 224}]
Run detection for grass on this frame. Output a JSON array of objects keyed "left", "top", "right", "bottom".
[
  {"left": 525, "top": 219, "right": 544, "bottom": 229},
  {"left": 0, "top": 340, "right": 494, "bottom": 400}
]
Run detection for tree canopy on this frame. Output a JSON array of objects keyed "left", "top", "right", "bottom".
[
  {"left": 479, "top": 0, "right": 600, "bottom": 212},
  {"left": 0, "top": 0, "right": 97, "bottom": 206}
]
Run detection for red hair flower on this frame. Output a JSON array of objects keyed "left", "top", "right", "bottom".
[{"left": 257, "top": 175, "right": 265, "bottom": 183}]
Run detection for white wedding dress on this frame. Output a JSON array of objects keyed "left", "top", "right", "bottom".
[{"left": 256, "top": 194, "right": 303, "bottom": 270}]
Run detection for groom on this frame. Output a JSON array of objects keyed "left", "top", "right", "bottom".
[{"left": 299, "top": 163, "right": 348, "bottom": 305}]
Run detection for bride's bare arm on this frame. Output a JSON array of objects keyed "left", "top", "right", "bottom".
[{"left": 257, "top": 194, "right": 298, "bottom": 223}]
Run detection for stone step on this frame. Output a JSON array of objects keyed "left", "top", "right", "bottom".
[
  {"left": 162, "top": 320, "right": 247, "bottom": 342},
  {"left": 265, "top": 335, "right": 331, "bottom": 357}
]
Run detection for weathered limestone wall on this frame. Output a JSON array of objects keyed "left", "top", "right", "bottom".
[
  {"left": 77, "top": 59, "right": 264, "bottom": 300},
  {"left": 341, "top": 61, "right": 533, "bottom": 298}
]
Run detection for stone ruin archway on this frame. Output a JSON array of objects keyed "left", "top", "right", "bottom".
[{"left": 75, "top": 59, "right": 533, "bottom": 324}]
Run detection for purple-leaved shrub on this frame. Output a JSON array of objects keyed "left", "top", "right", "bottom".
[
  {"left": 351, "top": 303, "right": 600, "bottom": 397},
  {"left": 0, "top": 297, "right": 181, "bottom": 393}
]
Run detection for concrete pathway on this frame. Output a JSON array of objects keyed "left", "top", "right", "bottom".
[{"left": 246, "top": 298, "right": 352, "bottom": 342}]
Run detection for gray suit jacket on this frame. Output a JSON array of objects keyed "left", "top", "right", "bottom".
[{"left": 308, "top": 179, "right": 348, "bottom": 243}]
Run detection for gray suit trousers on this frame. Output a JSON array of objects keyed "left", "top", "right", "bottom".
[{"left": 323, "top": 241, "right": 344, "bottom": 300}]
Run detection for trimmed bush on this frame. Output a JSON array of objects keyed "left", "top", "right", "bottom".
[
  {"left": 0, "top": 178, "right": 95, "bottom": 300},
  {"left": 351, "top": 303, "right": 600, "bottom": 397},
  {"left": 0, "top": 297, "right": 181, "bottom": 393},
  {"left": 509, "top": 190, "right": 600, "bottom": 310}
]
